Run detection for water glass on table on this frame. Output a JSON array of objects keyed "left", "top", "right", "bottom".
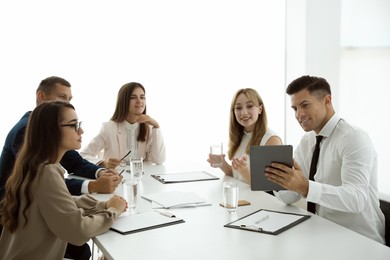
[
  {"left": 222, "top": 182, "right": 239, "bottom": 214},
  {"left": 122, "top": 179, "right": 138, "bottom": 214},
  {"left": 130, "top": 157, "right": 143, "bottom": 181},
  {"left": 210, "top": 143, "right": 223, "bottom": 167}
]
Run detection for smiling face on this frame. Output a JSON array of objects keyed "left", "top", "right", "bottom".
[
  {"left": 234, "top": 93, "right": 263, "bottom": 132},
  {"left": 59, "top": 107, "right": 83, "bottom": 152},
  {"left": 290, "top": 88, "right": 333, "bottom": 134},
  {"left": 129, "top": 86, "right": 146, "bottom": 116}
]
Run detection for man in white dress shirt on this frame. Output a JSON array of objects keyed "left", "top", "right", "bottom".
[{"left": 265, "top": 75, "right": 386, "bottom": 244}]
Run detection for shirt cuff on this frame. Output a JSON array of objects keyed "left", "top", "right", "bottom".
[
  {"left": 274, "top": 190, "right": 301, "bottom": 205},
  {"left": 306, "top": 180, "right": 322, "bottom": 203},
  {"left": 81, "top": 180, "right": 91, "bottom": 194},
  {"left": 96, "top": 168, "right": 106, "bottom": 179}
]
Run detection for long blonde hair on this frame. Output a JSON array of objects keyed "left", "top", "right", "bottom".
[{"left": 228, "top": 88, "right": 268, "bottom": 160}]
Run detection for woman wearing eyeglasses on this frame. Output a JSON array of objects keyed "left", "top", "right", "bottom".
[
  {"left": 0, "top": 101, "right": 127, "bottom": 259},
  {"left": 80, "top": 82, "right": 166, "bottom": 169}
]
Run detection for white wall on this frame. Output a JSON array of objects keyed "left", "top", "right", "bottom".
[
  {"left": 285, "top": 0, "right": 341, "bottom": 149},
  {"left": 0, "top": 0, "right": 286, "bottom": 168},
  {"left": 1, "top": 0, "right": 388, "bottom": 197},
  {"left": 341, "top": 0, "right": 390, "bottom": 47},
  {"left": 339, "top": 0, "right": 390, "bottom": 197}
]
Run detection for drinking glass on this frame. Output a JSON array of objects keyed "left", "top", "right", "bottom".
[
  {"left": 223, "top": 182, "right": 239, "bottom": 214},
  {"left": 122, "top": 179, "right": 138, "bottom": 214},
  {"left": 130, "top": 157, "right": 143, "bottom": 181},
  {"left": 210, "top": 143, "right": 223, "bottom": 167}
]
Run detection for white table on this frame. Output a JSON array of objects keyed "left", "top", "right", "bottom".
[{"left": 91, "top": 163, "right": 390, "bottom": 260}]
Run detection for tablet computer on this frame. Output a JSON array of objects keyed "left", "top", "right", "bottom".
[{"left": 250, "top": 145, "right": 293, "bottom": 191}]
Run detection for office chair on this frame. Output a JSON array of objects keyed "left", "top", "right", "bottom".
[{"left": 379, "top": 199, "right": 390, "bottom": 247}]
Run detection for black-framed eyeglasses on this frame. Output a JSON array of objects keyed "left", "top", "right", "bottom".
[{"left": 61, "top": 121, "right": 82, "bottom": 132}]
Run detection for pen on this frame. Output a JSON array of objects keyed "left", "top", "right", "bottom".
[
  {"left": 118, "top": 169, "right": 125, "bottom": 176},
  {"left": 240, "top": 225, "right": 263, "bottom": 232},
  {"left": 255, "top": 215, "right": 269, "bottom": 224},
  {"left": 158, "top": 211, "right": 176, "bottom": 218},
  {"left": 120, "top": 150, "right": 132, "bottom": 162}
]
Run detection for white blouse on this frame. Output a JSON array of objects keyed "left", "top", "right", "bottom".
[
  {"left": 232, "top": 128, "right": 279, "bottom": 181},
  {"left": 124, "top": 121, "right": 139, "bottom": 162}
]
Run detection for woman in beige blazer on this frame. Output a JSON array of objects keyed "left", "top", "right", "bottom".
[
  {"left": 0, "top": 101, "right": 127, "bottom": 259},
  {"left": 81, "top": 82, "right": 166, "bottom": 168}
]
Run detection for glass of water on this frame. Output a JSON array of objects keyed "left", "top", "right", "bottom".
[
  {"left": 223, "top": 182, "right": 239, "bottom": 214},
  {"left": 210, "top": 143, "right": 223, "bottom": 167},
  {"left": 122, "top": 179, "right": 138, "bottom": 215},
  {"left": 130, "top": 157, "right": 143, "bottom": 181}
]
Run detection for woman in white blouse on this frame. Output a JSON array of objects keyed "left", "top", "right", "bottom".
[
  {"left": 208, "top": 88, "right": 282, "bottom": 184},
  {"left": 81, "top": 82, "right": 166, "bottom": 168}
]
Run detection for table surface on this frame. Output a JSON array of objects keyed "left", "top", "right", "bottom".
[{"left": 91, "top": 163, "right": 390, "bottom": 260}]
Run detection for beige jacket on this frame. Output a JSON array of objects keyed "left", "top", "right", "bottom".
[
  {"left": 81, "top": 120, "right": 166, "bottom": 164},
  {"left": 0, "top": 163, "right": 121, "bottom": 260}
]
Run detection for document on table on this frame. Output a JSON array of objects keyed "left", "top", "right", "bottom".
[
  {"left": 224, "top": 209, "right": 310, "bottom": 235},
  {"left": 151, "top": 171, "right": 219, "bottom": 184},
  {"left": 110, "top": 211, "right": 184, "bottom": 235},
  {"left": 142, "top": 191, "right": 210, "bottom": 209},
  {"left": 151, "top": 201, "right": 212, "bottom": 209}
]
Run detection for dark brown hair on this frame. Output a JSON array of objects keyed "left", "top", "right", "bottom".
[
  {"left": 36, "top": 76, "right": 71, "bottom": 94},
  {"left": 286, "top": 75, "right": 331, "bottom": 99},
  {"left": 110, "top": 82, "right": 148, "bottom": 142},
  {"left": 0, "top": 101, "right": 75, "bottom": 232}
]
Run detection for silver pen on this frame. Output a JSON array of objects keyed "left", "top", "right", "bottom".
[
  {"left": 240, "top": 225, "right": 263, "bottom": 232},
  {"left": 158, "top": 211, "right": 176, "bottom": 218},
  {"left": 255, "top": 215, "right": 269, "bottom": 224}
]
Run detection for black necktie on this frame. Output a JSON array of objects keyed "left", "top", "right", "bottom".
[{"left": 307, "top": 135, "right": 323, "bottom": 213}]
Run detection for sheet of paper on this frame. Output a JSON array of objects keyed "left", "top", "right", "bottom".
[
  {"left": 151, "top": 201, "right": 212, "bottom": 209},
  {"left": 152, "top": 171, "right": 218, "bottom": 183},
  {"left": 142, "top": 191, "right": 206, "bottom": 208}
]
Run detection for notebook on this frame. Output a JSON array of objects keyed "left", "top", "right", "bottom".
[{"left": 249, "top": 145, "right": 293, "bottom": 191}]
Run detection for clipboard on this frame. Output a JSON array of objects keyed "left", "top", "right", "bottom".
[
  {"left": 110, "top": 211, "right": 185, "bottom": 235},
  {"left": 151, "top": 171, "right": 219, "bottom": 184},
  {"left": 224, "top": 209, "right": 310, "bottom": 235}
]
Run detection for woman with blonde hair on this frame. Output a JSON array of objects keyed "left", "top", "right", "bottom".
[{"left": 208, "top": 88, "right": 282, "bottom": 184}]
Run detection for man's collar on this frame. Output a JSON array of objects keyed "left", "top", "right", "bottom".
[{"left": 318, "top": 114, "right": 340, "bottom": 138}]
